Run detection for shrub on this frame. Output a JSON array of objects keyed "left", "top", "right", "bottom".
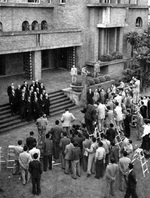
[
  {"left": 72, "top": 79, "right": 82, "bottom": 86},
  {"left": 111, "top": 51, "right": 123, "bottom": 60},
  {"left": 104, "top": 75, "right": 111, "bottom": 81},
  {"left": 87, "top": 78, "right": 95, "bottom": 85},
  {"left": 94, "top": 78, "right": 100, "bottom": 84},
  {"left": 99, "top": 54, "right": 113, "bottom": 62},
  {"left": 99, "top": 76, "right": 106, "bottom": 82}
]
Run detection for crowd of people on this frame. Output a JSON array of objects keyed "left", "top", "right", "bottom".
[
  {"left": 10, "top": 75, "right": 148, "bottom": 197},
  {"left": 7, "top": 80, "right": 50, "bottom": 121}
]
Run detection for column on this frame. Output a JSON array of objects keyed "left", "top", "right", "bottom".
[
  {"left": 32, "top": 51, "right": 42, "bottom": 80},
  {"left": 99, "top": 29, "right": 105, "bottom": 56}
]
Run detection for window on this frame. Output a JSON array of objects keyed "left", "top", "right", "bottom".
[
  {"left": 32, "top": 21, "right": 39, "bottom": 30},
  {"left": 60, "top": 0, "right": 65, "bottom": 4},
  {"left": 41, "top": 21, "right": 48, "bottom": 30},
  {"left": 22, "top": 21, "right": 30, "bottom": 31},
  {"left": 0, "top": 22, "right": 3, "bottom": 31},
  {"left": 136, "top": 17, "right": 143, "bottom": 27},
  {"left": 28, "top": 0, "right": 40, "bottom": 3}
]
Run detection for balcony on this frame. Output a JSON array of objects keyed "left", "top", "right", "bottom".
[
  {"left": 0, "top": 28, "right": 82, "bottom": 54},
  {"left": 0, "top": 0, "right": 54, "bottom": 8},
  {"left": 96, "top": 7, "right": 127, "bottom": 28}
]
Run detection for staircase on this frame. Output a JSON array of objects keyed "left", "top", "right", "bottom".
[{"left": 0, "top": 90, "right": 76, "bottom": 134}]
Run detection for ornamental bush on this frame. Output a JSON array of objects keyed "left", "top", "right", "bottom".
[
  {"left": 104, "top": 75, "right": 111, "bottom": 81},
  {"left": 72, "top": 79, "right": 82, "bottom": 86},
  {"left": 99, "top": 76, "right": 106, "bottom": 82},
  {"left": 87, "top": 78, "right": 95, "bottom": 85},
  {"left": 94, "top": 78, "right": 100, "bottom": 84}
]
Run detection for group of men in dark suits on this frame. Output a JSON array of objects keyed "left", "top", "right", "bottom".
[{"left": 7, "top": 80, "right": 50, "bottom": 121}]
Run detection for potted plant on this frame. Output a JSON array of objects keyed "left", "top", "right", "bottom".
[{"left": 70, "top": 79, "right": 83, "bottom": 92}]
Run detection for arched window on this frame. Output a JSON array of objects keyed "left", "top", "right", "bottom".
[
  {"left": 136, "top": 17, "right": 143, "bottom": 27},
  {"left": 32, "top": 21, "right": 39, "bottom": 30},
  {"left": 41, "top": 20, "right": 48, "bottom": 30},
  {"left": 22, "top": 21, "right": 29, "bottom": 31},
  {"left": 0, "top": 22, "right": 3, "bottom": 31}
]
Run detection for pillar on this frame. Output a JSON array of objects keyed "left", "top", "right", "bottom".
[{"left": 32, "top": 51, "right": 42, "bottom": 80}]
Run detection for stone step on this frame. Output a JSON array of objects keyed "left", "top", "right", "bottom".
[
  {"left": 0, "top": 89, "right": 76, "bottom": 133},
  {"left": 0, "top": 108, "right": 11, "bottom": 116},
  {"left": 50, "top": 100, "right": 73, "bottom": 110},
  {"left": 0, "top": 115, "right": 20, "bottom": 125},
  {"left": 50, "top": 97, "right": 70, "bottom": 105}
]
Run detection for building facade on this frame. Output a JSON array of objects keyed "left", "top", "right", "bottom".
[{"left": 0, "top": 0, "right": 148, "bottom": 80}]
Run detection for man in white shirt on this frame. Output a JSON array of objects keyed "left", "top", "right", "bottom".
[
  {"left": 61, "top": 108, "right": 76, "bottom": 137},
  {"left": 19, "top": 145, "right": 32, "bottom": 185},
  {"left": 86, "top": 137, "right": 98, "bottom": 177},
  {"left": 13, "top": 140, "right": 23, "bottom": 175},
  {"left": 114, "top": 102, "right": 123, "bottom": 131},
  {"left": 29, "top": 142, "right": 41, "bottom": 161},
  {"left": 97, "top": 102, "right": 107, "bottom": 131},
  {"left": 95, "top": 141, "right": 106, "bottom": 179},
  {"left": 70, "top": 65, "right": 77, "bottom": 84},
  {"left": 132, "top": 77, "right": 140, "bottom": 104},
  {"left": 36, "top": 114, "right": 48, "bottom": 145}
]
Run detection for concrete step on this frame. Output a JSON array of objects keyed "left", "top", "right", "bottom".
[
  {"left": 50, "top": 100, "right": 73, "bottom": 110},
  {"left": 0, "top": 108, "right": 11, "bottom": 116},
  {"left": 50, "top": 97, "right": 70, "bottom": 105},
  {"left": 0, "top": 115, "right": 20, "bottom": 125}
]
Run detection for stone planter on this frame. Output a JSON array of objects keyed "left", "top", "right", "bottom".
[{"left": 70, "top": 84, "right": 84, "bottom": 92}]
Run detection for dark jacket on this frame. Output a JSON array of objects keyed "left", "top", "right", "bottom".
[
  {"left": 127, "top": 170, "right": 137, "bottom": 190},
  {"left": 29, "top": 160, "right": 42, "bottom": 178},
  {"left": 43, "top": 139, "right": 53, "bottom": 155},
  {"left": 26, "top": 136, "right": 36, "bottom": 150},
  {"left": 71, "top": 146, "right": 81, "bottom": 161},
  {"left": 84, "top": 104, "right": 96, "bottom": 121}
]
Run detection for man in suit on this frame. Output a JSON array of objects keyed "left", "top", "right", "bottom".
[
  {"left": 49, "top": 120, "right": 62, "bottom": 160},
  {"left": 71, "top": 141, "right": 81, "bottom": 179},
  {"left": 124, "top": 163, "right": 138, "bottom": 198},
  {"left": 104, "top": 158, "right": 119, "bottom": 198},
  {"left": 83, "top": 104, "right": 97, "bottom": 134},
  {"left": 26, "top": 131, "right": 37, "bottom": 150},
  {"left": 140, "top": 101, "right": 147, "bottom": 119},
  {"left": 64, "top": 139, "right": 74, "bottom": 174},
  {"left": 29, "top": 153, "right": 42, "bottom": 195},
  {"left": 59, "top": 132, "right": 71, "bottom": 169},
  {"left": 43, "top": 133, "right": 53, "bottom": 171},
  {"left": 61, "top": 109, "right": 76, "bottom": 137},
  {"left": 105, "top": 123, "right": 116, "bottom": 144}
]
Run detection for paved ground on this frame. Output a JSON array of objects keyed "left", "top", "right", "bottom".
[
  {"left": 1, "top": 71, "right": 150, "bottom": 198},
  {"left": 0, "top": 107, "right": 150, "bottom": 198}
]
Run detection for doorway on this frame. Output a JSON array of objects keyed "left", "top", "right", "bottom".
[{"left": 0, "top": 55, "right": 5, "bottom": 75}]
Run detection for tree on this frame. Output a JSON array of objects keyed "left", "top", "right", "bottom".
[{"left": 126, "top": 29, "right": 150, "bottom": 90}]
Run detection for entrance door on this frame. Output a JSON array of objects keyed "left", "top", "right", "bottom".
[
  {"left": 0, "top": 55, "right": 5, "bottom": 75},
  {"left": 57, "top": 48, "right": 68, "bottom": 69},
  {"left": 42, "top": 50, "right": 49, "bottom": 69}
]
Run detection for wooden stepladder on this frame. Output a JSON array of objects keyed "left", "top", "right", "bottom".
[
  {"left": 0, "top": 147, "right": 6, "bottom": 171},
  {"left": 115, "top": 129, "right": 125, "bottom": 151},
  {"left": 7, "top": 145, "right": 15, "bottom": 169},
  {"left": 132, "top": 148, "right": 149, "bottom": 177}
]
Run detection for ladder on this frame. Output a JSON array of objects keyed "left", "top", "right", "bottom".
[
  {"left": 7, "top": 145, "right": 15, "bottom": 169},
  {"left": 115, "top": 129, "right": 125, "bottom": 151},
  {"left": 0, "top": 147, "right": 6, "bottom": 171},
  {"left": 132, "top": 148, "right": 149, "bottom": 177}
]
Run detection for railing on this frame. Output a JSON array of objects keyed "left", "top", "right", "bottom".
[{"left": 0, "top": 0, "right": 52, "bottom": 3}]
